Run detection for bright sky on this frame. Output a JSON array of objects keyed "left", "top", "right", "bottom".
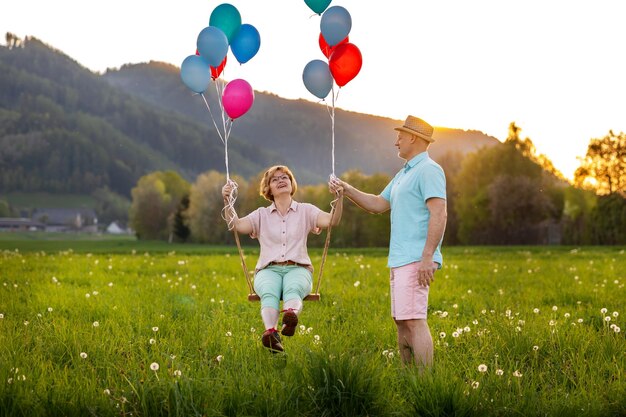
[{"left": 3, "top": 0, "right": 625, "bottom": 179}]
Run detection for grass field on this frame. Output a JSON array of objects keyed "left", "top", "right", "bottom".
[{"left": 0, "top": 240, "right": 624, "bottom": 417}]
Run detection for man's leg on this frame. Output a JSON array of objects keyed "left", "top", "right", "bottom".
[{"left": 395, "top": 318, "right": 433, "bottom": 369}]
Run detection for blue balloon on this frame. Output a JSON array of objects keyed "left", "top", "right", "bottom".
[
  {"left": 320, "top": 6, "right": 352, "bottom": 46},
  {"left": 303, "top": 59, "right": 333, "bottom": 99},
  {"left": 180, "top": 55, "right": 211, "bottom": 93},
  {"left": 230, "top": 24, "right": 261, "bottom": 64},
  {"left": 197, "top": 26, "right": 229, "bottom": 67}
]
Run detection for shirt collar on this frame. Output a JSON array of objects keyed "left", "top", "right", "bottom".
[
  {"left": 403, "top": 151, "right": 429, "bottom": 172},
  {"left": 269, "top": 199, "right": 298, "bottom": 212}
]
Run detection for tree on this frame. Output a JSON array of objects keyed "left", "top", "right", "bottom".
[
  {"left": 574, "top": 130, "right": 626, "bottom": 195},
  {"left": 186, "top": 171, "right": 248, "bottom": 244},
  {"left": 129, "top": 171, "right": 190, "bottom": 240},
  {"left": 455, "top": 122, "right": 565, "bottom": 244}
]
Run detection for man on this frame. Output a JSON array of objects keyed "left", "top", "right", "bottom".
[{"left": 332, "top": 115, "right": 447, "bottom": 369}]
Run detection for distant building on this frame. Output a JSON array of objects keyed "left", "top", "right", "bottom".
[
  {"left": 0, "top": 217, "right": 45, "bottom": 232},
  {"left": 31, "top": 208, "right": 98, "bottom": 233},
  {"left": 106, "top": 221, "right": 130, "bottom": 235}
]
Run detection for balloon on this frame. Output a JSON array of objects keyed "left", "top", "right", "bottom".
[
  {"left": 320, "top": 6, "right": 351, "bottom": 46},
  {"left": 319, "top": 33, "right": 348, "bottom": 59},
  {"left": 230, "top": 24, "right": 261, "bottom": 64},
  {"left": 302, "top": 60, "right": 333, "bottom": 99},
  {"left": 211, "top": 56, "right": 227, "bottom": 80},
  {"left": 197, "top": 26, "right": 229, "bottom": 67},
  {"left": 329, "top": 43, "right": 362, "bottom": 87},
  {"left": 222, "top": 79, "right": 254, "bottom": 119},
  {"left": 209, "top": 3, "right": 242, "bottom": 44},
  {"left": 304, "top": 0, "right": 332, "bottom": 15},
  {"left": 180, "top": 55, "right": 211, "bottom": 93}
]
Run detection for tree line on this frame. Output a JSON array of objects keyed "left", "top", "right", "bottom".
[{"left": 128, "top": 124, "right": 626, "bottom": 246}]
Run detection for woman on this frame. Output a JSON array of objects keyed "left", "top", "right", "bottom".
[{"left": 222, "top": 165, "right": 343, "bottom": 353}]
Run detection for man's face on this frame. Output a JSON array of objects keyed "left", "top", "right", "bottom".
[{"left": 394, "top": 131, "right": 415, "bottom": 159}]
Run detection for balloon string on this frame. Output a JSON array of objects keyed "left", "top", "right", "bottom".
[
  {"left": 221, "top": 178, "right": 239, "bottom": 231},
  {"left": 325, "top": 85, "right": 339, "bottom": 177},
  {"left": 200, "top": 93, "right": 225, "bottom": 146}
]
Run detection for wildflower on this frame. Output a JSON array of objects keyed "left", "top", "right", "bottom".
[
  {"left": 605, "top": 316, "right": 611, "bottom": 322},
  {"left": 464, "top": 326, "right": 471, "bottom": 333},
  {"left": 549, "top": 320, "right": 556, "bottom": 326},
  {"left": 577, "top": 318, "right": 583, "bottom": 323},
  {"left": 478, "top": 364, "right": 487, "bottom": 373},
  {"left": 47, "top": 307, "right": 53, "bottom": 312},
  {"left": 108, "top": 282, "right": 113, "bottom": 287},
  {"left": 495, "top": 369, "right": 504, "bottom": 376},
  {"left": 80, "top": 352, "right": 88, "bottom": 359},
  {"left": 564, "top": 313, "right": 570, "bottom": 318},
  {"left": 250, "top": 327, "right": 256, "bottom": 333},
  {"left": 93, "top": 321, "right": 99, "bottom": 327},
  {"left": 613, "top": 311, "right": 619, "bottom": 318},
  {"left": 533, "top": 345, "right": 539, "bottom": 351},
  {"left": 174, "top": 370, "right": 182, "bottom": 377},
  {"left": 471, "top": 381, "right": 480, "bottom": 389},
  {"left": 0, "top": 314, "right": 4, "bottom": 319},
  {"left": 512, "top": 370, "right": 523, "bottom": 377},
  {"left": 103, "top": 389, "right": 111, "bottom": 395},
  {"left": 552, "top": 306, "right": 558, "bottom": 312},
  {"left": 601, "top": 308, "right": 608, "bottom": 314},
  {"left": 472, "top": 319, "right": 478, "bottom": 325},
  {"left": 614, "top": 326, "right": 621, "bottom": 333},
  {"left": 452, "top": 304, "right": 458, "bottom": 309},
  {"left": 439, "top": 332, "right": 446, "bottom": 338},
  {"left": 216, "top": 355, "right": 224, "bottom": 362},
  {"left": 150, "top": 362, "right": 159, "bottom": 371},
  {"left": 441, "top": 311, "right": 449, "bottom": 318},
  {"left": 152, "top": 327, "right": 159, "bottom": 332},
  {"left": 85, "top": 293, "right": 90, "bottom": 298},
  {"left": 225, "top": 331, "right": 232, "bottom": 337},
  {"left": 149, "top": 338, "right": 156, "bottom": 345},
  {"left": 533, "top": 308, "right": 540, "bottom": 314},
  {"left": 452, "top": 332, "right": 459, "bottom": 338},
  {"left": 354, "top": 281, "right": 360, "bottom": 287}
]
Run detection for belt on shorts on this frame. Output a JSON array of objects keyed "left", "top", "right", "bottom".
[{"left": 268, "top": 260, "right": 307, "bottom": 267}]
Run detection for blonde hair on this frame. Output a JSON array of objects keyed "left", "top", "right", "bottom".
[{"left": 259, "top": 165, "right": 297, "bottom": 201}]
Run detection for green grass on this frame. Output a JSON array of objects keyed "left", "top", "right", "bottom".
[{"left": 0, "top": 243, "right": 624, "bottom": 416}]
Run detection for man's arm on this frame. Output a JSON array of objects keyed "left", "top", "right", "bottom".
[
  {"left": 335, "top": 179, "right": 390, "bottom": 214},
  {"left": 417, "top": 197, "right": 447, "bottom": 286}
]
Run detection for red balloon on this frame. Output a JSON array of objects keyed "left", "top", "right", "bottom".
[
  {"left": 211, "top": 55, "right": 227, "bottom": 80},
  {"left": 329, "top": 43, "right": 362, "bottom": 87},
  {"left": 319, "top": 33, "right": 349, "bottom": 59}
]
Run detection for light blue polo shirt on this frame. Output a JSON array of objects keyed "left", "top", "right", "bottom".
[{"left": 380, "top": 152, "right": 446, "bottom": 268}]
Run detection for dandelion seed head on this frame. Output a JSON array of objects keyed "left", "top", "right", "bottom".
[
  {"left": 47, "top": 307, "right": 53, "bottom": 312},
  {"left": 601, "top": 308, "right": 608, "bottom": 314},
  {"left": 577, "top": 318, "right": 583, "bottom": 323},
  {"left": 478, "top": 364, "right": 487, "bottom": 373},
  {"left": 150, "top": 362, "right": 159, "bottom": 371},
  {"left": 552, "top": 305, "right": 558, "bottom": 311},
  {"left": 533, "top": 308, "right": 540, "bottom": 314},
  {"left": 216, "top": 355, "right": 224, "bottom": 362},
  {"left": 93, "top": 321, "right": 99, "bottom": 327},
  {"left": 496, "top": 369, "right": 504, "bottom": 376},
  {"left": 152, "top": 327, "right": 159, "bottom": 332},
  {"left": 452, "top": 332, "right": 459, "bottom": 338},
  {"left": 174, "top": 370, "right": 182, "bottom": 377},
  {"left": 513, "top": 370, "right": 523, "bottom": 377},
  {"left": 225, "top": 331, "right": 232, "bottom": 337},
  {"left": 439, "top": 332, "right": 446, "bottom": 338},
  {"left": 472, "top": 381, "right": 480, "bottom": 389},
  {"left": 80, "top": 352, "right": 88, "bottom": 359},
  {"left": 149, "top": 338, "right": 156, "bottom": 345},
  {"left": 614, "top": 326, "right": 621, "bottom": 333},
  {"left": 605, "top": 316, "right": 611, "bottom": 322},
  {"left": 354, "top": 281, "right": 360, "bottom": 287},
  {"left": 612, "top": 311, "right": 619, "bottom": 318},
  {"left": 103, "top": 389, "right": 111, "bottom": 395},
  {"left": 533, "top": 345, "right": 539, "bottom": 351}
]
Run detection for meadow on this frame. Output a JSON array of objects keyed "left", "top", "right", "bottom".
[{"left": 0, "top": 240, "right": 624, "bottom": 417}]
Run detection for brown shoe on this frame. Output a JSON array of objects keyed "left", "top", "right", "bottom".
[
  {"left": 261, "top": 329, "right": 284, "bottom": 353},
  {"left": 281, "top": 309, "right": 298, "bottom": 337}
]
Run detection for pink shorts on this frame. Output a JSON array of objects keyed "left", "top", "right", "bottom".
[{"left": 390, "top": 262, "right": 430, "bottom": 320}]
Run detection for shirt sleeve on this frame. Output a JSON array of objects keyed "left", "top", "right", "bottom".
[
  {"left": 420, "top": 163, "right": 447, "bottom": 202},
  {"left": 241, "top": 208, "right": 261, "bottom": 239},
  {"left": 306, "top": 203, "right": 323, "bottom": 235},
  {"left": 380, "top": 178, "right": 395, "bottom": 202}
]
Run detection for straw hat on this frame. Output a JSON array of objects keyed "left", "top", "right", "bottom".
[{"left": 394, "top": 115, "right": 435, "bottom": 143}]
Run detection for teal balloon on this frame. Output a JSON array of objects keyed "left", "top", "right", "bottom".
[
  {"left": 320, "top": 6, "right": 351, "bottom": 46},
  {"left": 197, "top": 26, "right": 229, "bottom": 67},
  {"left": 230, "top": 24, "right": 261, "bottom": 64},
  {"left": 180, "top": 55, "right": 211, "bottom": 93},
  {"left": 304, "top": 0, "right": 332, "bottom": 14},
  {"left": 303, "top": 59, "right": 333, "bottom": 99},
  {"left": 209, "top": 3, "right": 242, "bottom": 44}
]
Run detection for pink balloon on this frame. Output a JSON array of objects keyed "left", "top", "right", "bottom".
[{"left": 222, "top": 79, "right": 254, "bottom": 119}]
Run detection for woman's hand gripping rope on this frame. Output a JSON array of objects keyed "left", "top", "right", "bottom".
[{"left": 221, "top": 178, "right": 239, "bottom": 231}]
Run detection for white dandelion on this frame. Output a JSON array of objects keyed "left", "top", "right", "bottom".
[
  {"left": 478, "top": 364, "right": 487, "bottom": 373},
  {"left": 150, "top": 362, "right": 159, "bottom": 371},
  {"left": 80, "top": 352, "right": 88, "bottom": 359}
]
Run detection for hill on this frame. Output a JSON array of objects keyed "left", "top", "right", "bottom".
[{"left": 0, "top": 36, "right": 500, "bottom": 198}]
